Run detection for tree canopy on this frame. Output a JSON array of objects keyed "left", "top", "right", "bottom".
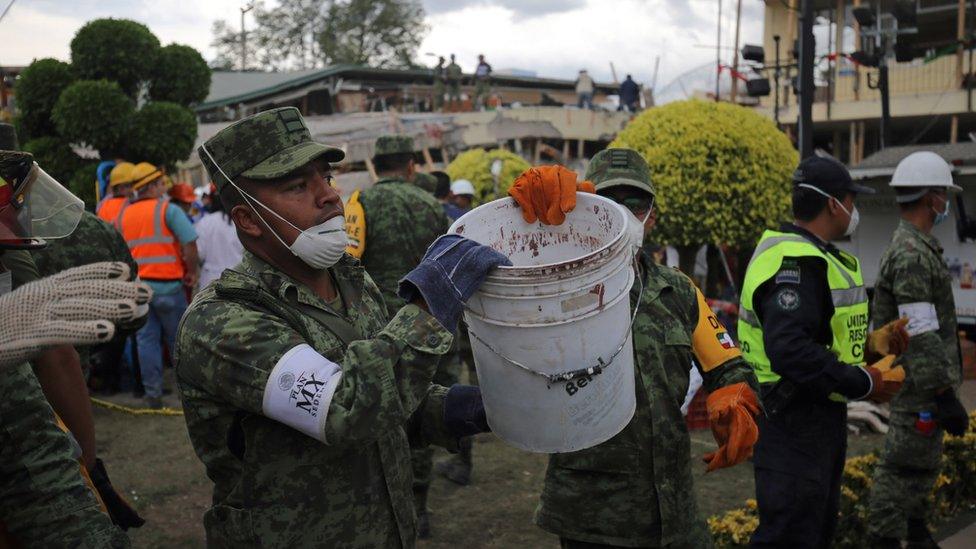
[
  {"left": 446, "top": 149, "right": 531, "bottom": 206},
  {"left": 150, "top": 44, "right": 212, "bottom": 105},
  {"left": 210, "top": 0, "right": 427, "bottom": 71},
  {"left": 70, "top": 18, "right": 160, "bottom": 98},
  {"left": 52, "top": 80, "right": 133, "bottom": 154},
  {"left": 610, "top": 100, "right": 797, "bottom": 249},
  {"left": 13, "top": 59, "right": 76, "bottom": 140}
]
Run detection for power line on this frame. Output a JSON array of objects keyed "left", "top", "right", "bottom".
[{"left": 0, "top": 0, "right": 16, "bottom": 24}]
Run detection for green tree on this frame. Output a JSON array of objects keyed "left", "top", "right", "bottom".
[
  {"left": 70, "top": 18, "right": 160, "bottom": 97},
  {"left": 209, "top": 0, "right": 427, "bottom": 71},
  {"left": 320, "top": 0, "right": 427, "bottom": 68},
  {"left": 610, "top": 99, "right": 797, "bottom": 274},
  {"left": 125, "top": 102, "right": 198, "bottom": 169},
  {"left": 22, "top": 136, "right": 86, "bottom": 184},
  {"left": 52, "top": 80, "right": 133, "bottom": 154},
  {"left": 67, "top": 163, "right": 100, "bottom": 210},
  {"left": 13, "top": 59, "right": 76, "bottom": 140},
  {"left": 149, "top": 44, "right": 212, "bottom": 106},
  {"left": 445, "top": 148, "right": 531, "bottom": 206}
]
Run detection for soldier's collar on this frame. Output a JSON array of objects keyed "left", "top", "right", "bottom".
[{"left": 899, "top": 218, "right": 943, "bottom": 254}]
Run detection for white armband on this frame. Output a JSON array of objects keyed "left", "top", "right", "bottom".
[
  {"left": 262, "top": 344, "right": 342, "bottom": 443},
  {"left": 897, "top": 302, "right": 939, "bottom": 337}
]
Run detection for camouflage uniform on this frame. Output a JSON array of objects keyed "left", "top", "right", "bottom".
[
  {"left": 31, "top": 211, "right": 141, "bottom": 386},
  {"left": 411, "top": 172, "right": 438, "bottom": 194},
  {"left": 432, "top": 61, "right": 446, "bottom": 111},
  {"left": 0, "top": 250, "right": 127, "bottom": 548},
  {"left": 867, "top": 219, "right": 963, "bottom": 539},
  {"left": 357, "top": 136, "right": 450, "bottom": 318},
  {"left": 535, "top": 149, "right": 758, "bottom": 548},
  {"left": 446, "top": 61, "right": 463, "bottom": 105},
  {"left": 182, "top": 108, "right": 457, "bottom": 548}
]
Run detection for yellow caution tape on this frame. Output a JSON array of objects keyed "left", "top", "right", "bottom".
[{"left": 90, "top": 397, "right": 184, "bottom": 417}]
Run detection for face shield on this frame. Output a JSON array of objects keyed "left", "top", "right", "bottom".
[{"left": 0, "top": 156, "right": 84, "bottom": 249}]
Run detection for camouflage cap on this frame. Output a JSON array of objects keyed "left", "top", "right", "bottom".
[
  {"left": 374, "top": 135, "right": 414, "bottom": 158},
  {"left": 199, "top": 107, "right": 345, "bottom": 191},
  {"left": 412, "top": 171, "right": 438, "bottom": 193},
  {"left": 584, "top": 148, "right": 654, "bottom": 197},
  {"left": 0, "top": 123, "right": 18, "bottom": 151}
]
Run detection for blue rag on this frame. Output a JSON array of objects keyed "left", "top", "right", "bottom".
[
  {"left": 444, "top": 384, "right": 490, "bottom": 437},
  {"left": 398, "top": 234, "right": 511, "bottom": 333}
]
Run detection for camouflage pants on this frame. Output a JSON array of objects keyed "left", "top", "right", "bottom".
[
  {"left": 447, "top": 83, "right": 461, "bottom": 103},
  {"left": 433, "top": 82, "right": 446, "bottom": 110},
  {"left": 474, "top": 80, "right": 490, "bottom": 108},
  {"left": 0, "top": 362, "right": 127, "bottom": 547},
  {"left": 411, "top": 348, "right": 463, "bottom": 498},
  {"left": 867, "top": 410, "right": 943, "bottom": 539}
]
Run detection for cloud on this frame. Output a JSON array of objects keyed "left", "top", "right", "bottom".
[{"left": 423, "top": 0, "right": 585, "bottom": 17}]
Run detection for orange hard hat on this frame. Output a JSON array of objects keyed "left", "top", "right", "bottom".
[{"left": 168, "top": 183, "right": 196, "bottom": 203}]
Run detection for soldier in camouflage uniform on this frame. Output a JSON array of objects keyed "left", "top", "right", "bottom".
[
  {"left": 0, "top": 144, "right": 148, "bottom": 546},
  {"left": 344, "top": 134, "right": 452, "bottom": 537},
  {"left": 510, "top": 149, "right": 762, "bottom": 548},
  {"left": 432, "top": 56, "right": 446, "bottom": 111},
  {"left": 32, "top": 210, "right": 142, "bottom": 393},
  {"left": 411, "top": 171, "right": 438, "bottom": 194},
  {"left": 446, "top": 54, "right": 463, "bottom": 109},
  {"left": 182, "top": 107, "right": 495, "bottom": 547},
  {"left": 345, "top": 134, "right": 449, "bottom": 318},
  {"left": 867, "top": 152, "right": 969, "bottom": 549}
]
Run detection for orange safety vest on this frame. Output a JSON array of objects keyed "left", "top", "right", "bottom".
[
  {"left": 97, "top": 196, "right": 126, "bottom": 226},
  {"left": 118, "top": 198, "right": 184, "bottom": 280}
]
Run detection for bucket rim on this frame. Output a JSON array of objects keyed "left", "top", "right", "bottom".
[{"left": 448, "top": 193, "right": 630, "bottom": 273}]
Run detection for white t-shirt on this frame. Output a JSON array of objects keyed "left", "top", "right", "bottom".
[{"left": 195, "top": 212, "right": 244, "bottom": 289}]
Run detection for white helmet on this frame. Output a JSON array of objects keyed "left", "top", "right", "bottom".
[
  {"left": 451, "top": 179, "right": 475, "bottom": 196},
  {"left": 890, "top": 151, "right": 962, "bottom": 202}
]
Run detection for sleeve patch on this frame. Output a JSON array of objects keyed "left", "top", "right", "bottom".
[
  {"left": 897, "top": 302, "right": 940, "bottom": 336},
  {"left": 691, "top": 288, "right": 742, "bottom": 372},
  {"left": 262, "top": 344, "right": 342, "bottom": 443},
  {"left": 775, "top": 288, "right": 801, "bottom": 311},
  {"left": 775, "top": 267, "right": 801, "bottom": 285},
  {"left": 344, "top": 189, "right": 366, "bottom": 259}
]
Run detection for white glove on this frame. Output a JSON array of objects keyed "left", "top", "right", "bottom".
[{"left": 0, "top": 262, "right": 152, "bottom": 370}]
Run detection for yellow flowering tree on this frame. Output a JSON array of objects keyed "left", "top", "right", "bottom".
[
  {"left": 445, "top": 148, "right": 531, "bottom": 206},
  {"left": 610, "top": 99, "right": 797, "bottom": 273}
]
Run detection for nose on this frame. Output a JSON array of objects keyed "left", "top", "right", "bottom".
[{"left": 313, "top": 174, "right": 342, "bottom": 211}]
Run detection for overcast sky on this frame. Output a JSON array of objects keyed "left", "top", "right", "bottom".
[{"left": 0, "top": 0, "right": 765, "bottom": 89}]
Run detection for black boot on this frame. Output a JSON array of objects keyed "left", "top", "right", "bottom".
[
  {"left": 906, "top": 518, "right": 940, "bottom": 549},
  {"left": 414, "top": 488, "right": 431, "bottom": 539},
  {"left": 434, "top": 436, "right": 472, "bottom": 486}
]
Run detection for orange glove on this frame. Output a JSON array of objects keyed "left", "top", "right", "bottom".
[
  {"left": 507, "top": 165, "right": 595, "bottom": 225},
  {"left": 867, "top": 318, "right": 909, "bottom": 358},
  {"left": 703, "top": 382, "right": 761, "bottom": 473},
  {"left": 862, "top": 355, "right": 905, "bottom": 404}
]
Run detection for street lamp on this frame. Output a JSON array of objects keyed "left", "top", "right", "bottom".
[{"left": 240, "top": 3, "right": 254, "bottom": 71}]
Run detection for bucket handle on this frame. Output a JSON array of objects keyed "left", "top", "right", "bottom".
[{"left": 466, "top": 250, "right": 645, "bottom": 388}]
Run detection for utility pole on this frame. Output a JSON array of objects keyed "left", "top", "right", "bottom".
[
  {"left": 240, "top": 3, "right": 253, "bottom": 71},
  {"left": 797, "top": 0, "right": 815, "bottom": 159},
  {"left": 715, "top": 0, "right": 723, "bottom": 102},
  {"left": 730, "top": 0, "right": 743, "bottom": 103},
  {"left": 773, "top": 35, "right": 782, "bottom": 129}
]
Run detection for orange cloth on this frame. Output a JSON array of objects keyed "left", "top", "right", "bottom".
[
  {"left": 867, "top": 317, "right": 909, "bottom": 357},
  {"left": 507, "top": 165, "right": 595, "bottom": 225},
  {"left": 703, "top": 382, "right": 761, "bottom": 472},
  {"left": 864, "top": 355, "right": 905, "bottom": 403},
  {"left": 96, "top": 196, "right": 126, "bottom": 227},
  {"left": 119, "top": 198, "right": 184, "bottom": 280}
]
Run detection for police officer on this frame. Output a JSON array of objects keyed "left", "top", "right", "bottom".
[
  {"left": 181, "top": 107, "right": 504, "bottom": 547},
  {"left": 739, "top": 156, "right": 908, "bottom": 547},
  {"left": 510, "top": 149, "right": 762, "bottom": 548},
  {"left": 867, "top": 152, "right": 969, "bottom": 549}
]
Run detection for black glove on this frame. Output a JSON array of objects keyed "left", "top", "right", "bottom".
[
  {"left": 399, "top": 235, "right": 511, "bottom": 333},
  {"left": 89, "top": 458, "right": 145, "bottom": 530},
  {"left": 935, "top": 390, "right": 969, "bottom": 437},
  {"left": 444, "top": 384, "right": 490, "bottom": 438}
]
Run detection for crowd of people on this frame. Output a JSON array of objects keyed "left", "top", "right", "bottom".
[{"left": 0, "top": 104, "right": 969, "bottom": 549}]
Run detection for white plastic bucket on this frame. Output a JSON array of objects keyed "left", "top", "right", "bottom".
[{"left": 449, "top": 193, "right": 637, "bottom": 453}]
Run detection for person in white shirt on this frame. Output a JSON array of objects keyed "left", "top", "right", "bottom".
[{"left": 194, "top": 191, "right": 244, "bottom": 289}]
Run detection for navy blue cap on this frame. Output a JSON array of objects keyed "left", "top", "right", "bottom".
[{"left": 792, "top": 155, "right": 874, "bottom": 195}]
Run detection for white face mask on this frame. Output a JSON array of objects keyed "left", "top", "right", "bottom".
[
  {"left": 622, "top": 203, "right": 653, "bottom": 252},
  {"left": 797, "top": 183, "right": 860, "bottom": 237},
  {"left": 200, "top": 145, "right": 347, "bottom": 270}
]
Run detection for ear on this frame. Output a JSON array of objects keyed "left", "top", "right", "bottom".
[{"left": 231, "top": 204, "right": 262, "bottom": 239}]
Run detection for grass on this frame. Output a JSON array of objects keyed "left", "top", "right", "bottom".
[{"left": 93, "top": 398, "right": 886, "bottom": 548}]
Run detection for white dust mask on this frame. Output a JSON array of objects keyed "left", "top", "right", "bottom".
[
  {"left": 797, "top": 183, "right": 860, "bottom": 237},
  {"left": 200, "top": 145, "right": 347, "bottom": 270}
]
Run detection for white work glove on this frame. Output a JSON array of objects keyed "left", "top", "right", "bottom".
[{"left": 0, "top": 262, "right": 152, "bottom": 370}]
